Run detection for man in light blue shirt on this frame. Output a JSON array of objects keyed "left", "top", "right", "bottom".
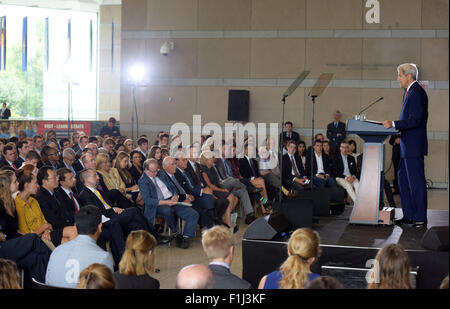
[{"left": 45, "top": 205, "right": 114, "bottom": 288}]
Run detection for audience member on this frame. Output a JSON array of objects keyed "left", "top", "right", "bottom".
[
  {"left": 35, "top": 166, "right": 77, "bottom": 246},
  {"left": 175, "top": 264, "right": 214, "bottom": 289},
  {"left": 258, "top": 228, "right": 320, "bottom": 289},
  {"left": 0, "top": 102, "right": 11, "bottom": 119},
  {"left": 322, "top": 140, "right": 334, "bottom": 165},
  {"left": 136, "top": 137, "right": 149, "bottom": 165},
  {"left": 124, "top": 139, "right": 134, "bottom": 154},
  {"left": 14, "top": 140, "right": 29, "bottom": 168},
  {"left": 306, "top": 140, "right": 336, "bottom": 189},
  {"left": 100, "top": 117, "right": 121, "bottom": 138},
  {"left": 59, "top": 138, "right": 71, "bottom": 150},
  {"left": 440, "top": 275, "right": 449, "bottom": 289},
  {"left": 0, "top": 258, "right": 21, "bottom": 289},
  {"left": 14, "top": 168, "right": 55, "bottom": 250},
  {"left": 202, "top": 226, "right": 251, "bottom": 289},
  {"left": 0, "top": 145, "right": 18, "bottom": 169},
  {"left": 114, "top": 230, "right": 159, "bottom": 289},
  {"left": 129, "top": 150, "right": 144, "bottom": 183},
  {"left": 22, "top": 150, "right": 40, "bottom": 169},
  {"left": 54, "top": 168, "right": 81, "bottom": 225},
  {"left": 281, "top": 140, "right": 311, "bottom": 193},
  {"left": 367, "top": 244, "right": 412, "bottom": 289},
  {"left": 280, "top": 121, "right": 300, "bottom": 147},
  {"left": 332, "top": 141, "right": 359, "bottom": 204},
  {"left": 148, "top": 145, "right": 163, "bottom": 169},
  {"left": 326, "top": 110, "right": 347, "bottom": 153},
  {"left": 61, "top": 148, "right": 77, "bottom": 174},
  {"left": 139, "top": 159, "right": 199, "bottom": 249},
  {"left": 114, "top": 151, "right": 141, "bottom": 204},
  {"left": 305, "top": 276, "right": 343, "bottom": 289},
  {"left": 43, "top": 147, "right": 63, "bottom": 172},
  {"left": 77, "top": 263, "right": 116, "bottom": 289},
  {"left": 296, "top": 141, "right": 307, "bottom": 170},
  {"left": 45, "top": 205, "right": 114, "bottom": 288}
]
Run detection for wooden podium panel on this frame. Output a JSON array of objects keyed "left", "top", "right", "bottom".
[{"left": 349, "top": 143, "right": 382, "bottom": 225}]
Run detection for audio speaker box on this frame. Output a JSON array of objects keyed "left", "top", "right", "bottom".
[
  {"left": 273, "top": 198, "right": 313, "bottom": 228},
  {"left": 228, "top": 90, "right": 249, "bottom": 122},
  {"left": 295, "top": 188, "right": 330, "bottom": 217},
  {"left": 244, "top": 212, "right": 292, "bottom": 240},
  {"left": 421, "top": 226, "right": 449, "bottom": 251}
]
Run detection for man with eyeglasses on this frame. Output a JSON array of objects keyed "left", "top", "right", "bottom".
[
  {"left": 44, "top": 148, "right": 63, "bottom": 172},
  {"left": 61, "top": 148, "right": 77, "bottom": 175},
  {"left": 332, "top": 141, "right": 359, "bottom": 204},
  {"left": 139, "top": 158, "right": 199, "bottom": 249}
]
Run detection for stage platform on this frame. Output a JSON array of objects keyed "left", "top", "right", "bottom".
[
  {"left": 313, "top": 207, "right": 449, "bottom": 250},
  {"left": 242, "top": 207, "right": 449, "bottom": 289}
]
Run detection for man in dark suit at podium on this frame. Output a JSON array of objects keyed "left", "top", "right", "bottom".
[
  {"left": 383, "top": 63, "right": 428, "bottom": 228},
  {"left": 326, "top": 110, "right": 346, "bottom": 152}
]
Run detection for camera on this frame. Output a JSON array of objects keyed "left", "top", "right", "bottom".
[{"left": 160, "top": 41, "right": 174, "bottom": 56}]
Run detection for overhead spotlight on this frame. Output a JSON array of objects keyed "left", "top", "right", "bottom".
[
  {"left": 160, "top": 41, "right": 174, "bottom": 56},
  {"left": 129, "top": 64, "right": 145, "bottom": 84}
]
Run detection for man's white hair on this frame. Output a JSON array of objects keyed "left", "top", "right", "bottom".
[{"left": 397, "top": 63, "right": 418, "bottom": 80}]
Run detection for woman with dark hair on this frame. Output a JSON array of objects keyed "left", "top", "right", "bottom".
[
  {"left": 296, "top": 141, "right": 307, "bottom": 170},
  {"left": 367, "top": 244, "right": 412, "bottom": 289},
  {"left": 348, "top": 139, "right": 359, "bottom": 158},
  {"left": 322, "top": 140, "right": 334, "bottom": 170},
  {"left": 147, "top": 145, "right": 162, "bottom": 169},
  {"left": 129, "top": 150, "right": 144, "bottom": 184}
]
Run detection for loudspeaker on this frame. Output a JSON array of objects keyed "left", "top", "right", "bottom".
[
  {"left": 273, "top": 198, "right": 313, "bottom": 228},
  {"left": 244, "top": 212, "right": 292, "bottom": 240},
  {"left": 421, "top": 226, "right": 449, "bottom": 251},
  {"left": 295, "top": 189, "right": 330, "bottom": 217},
  {"left": 228, "top": 90, "right": 249, "bottom": 122}
]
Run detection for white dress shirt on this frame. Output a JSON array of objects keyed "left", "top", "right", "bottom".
[
  {"left": 314, "top": 152, "right": 325, "bottom": 175},
  {"left": 152, "top": 176, "right": 173, "bottom": 200}
]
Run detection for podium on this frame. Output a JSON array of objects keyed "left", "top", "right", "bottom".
[{"left": 346, "top": 119, "right": 398, "bottom": 225}]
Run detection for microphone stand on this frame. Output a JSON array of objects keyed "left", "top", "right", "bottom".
[{"left": 358, "top": 97, "right": 383, "bottom": 116}]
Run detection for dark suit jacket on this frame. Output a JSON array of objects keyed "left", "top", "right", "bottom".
[
  {"left": 281, "top": 153, "right": 306, "bottom": 188},
  {"left": 209, "top": 264, "right": 251, "bottom": 289},
  {"left": 332, "top": 153, "right": 358, "bottom": 179},
  {"left": 185, "top": 161, "right": 204, "bottom": 187},
  {"left": 54, "top": 187, "right": 80, "bottom": 225},
  {"left": 326, "top": 121, "right": 346, "bottom": 149},
  {"left": 35, "top": 187, "right": 73, "bottom": 246},
  {"left": 78, "top": 186, "right": 116, "bottom": 218},
  {"left": 279, "top": 130, "right": 300, "bottom": 144},
  {"left": 305, "top": 152, "right": 332, "bottom": 179},
  {"left": 0, "top": 157, "right": 15, "bottom": 169},
  {"left": 394, "top": 81, "right": 428, "bottom": 158},
  {"left": 72, "top": 159, "right": 84, "bottom": 174},
  {"left": 43, "top": 160, "right": 63, "bottom": 171},
  {"left": 162, "top": 170, "right": 188, "bottom": 202},
  {"left": 175, "top": 169, "right": 202, "bottom": 197},
  {"left": 389, "top": 135, "right": 401, "bottom": 164},
  {"left": 138, "top": 171, "right": 177, "bottom": 213},
  {"left": 14, "top": 156, "right": 25, "bottom": 169},
  {"left": 1, "top": 108, "right": 11, "bottom": 119},
  {"left": 129, "top": 165, "right": 143, "bottom": 184},
  {"left": 238, "top": 157, "right": 261, "bottom": 179}
]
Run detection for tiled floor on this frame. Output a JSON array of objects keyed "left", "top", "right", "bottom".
[{"left": 152, "top": 189, "right": 448, "bottom": 289}]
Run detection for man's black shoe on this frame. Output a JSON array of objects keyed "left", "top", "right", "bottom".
[
  {"left": 394, "top": 218, "right": 413, "bottom": 226},
  {"left": 412, "top": 221, "right": 427, "bottom": 228},
  {"left": 250, "top": 188, "right": 263, "bottom": 194},
  {"left": 245, "top": 214, "right": 256, "bottom": 225},
  {"left": 176, "top": 235, "right": 190, "bottom": 249}
]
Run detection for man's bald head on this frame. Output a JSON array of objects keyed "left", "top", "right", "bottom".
[{"left": 175, "top": 264, "right": 214, "bottom": 289}]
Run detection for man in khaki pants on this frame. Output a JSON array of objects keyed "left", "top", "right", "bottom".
[{"left": 332, "top": 141, "right": 359, "bottom": 204}]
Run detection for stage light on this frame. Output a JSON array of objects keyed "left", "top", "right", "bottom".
[{"left": 129, "top": 64, "right": 145, "bottom": 84}]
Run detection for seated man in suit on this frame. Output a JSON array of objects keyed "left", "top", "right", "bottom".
[
  {"left": 326, "top": 110, "right": 346, "bottom": 153},
  {"left": 332, "top": 141, "right": 359, "bottom": 204},
  {"left": 79, "top": 168, "right": 157, "bottom": 263},
  {"left": 35, "top": 166, "right": 77, "bottom": 247},
  {"left": 61, "top": 148, "right": 77, "bottom": 175},
  {"left": 55, "top": 168, "right": 82, "bottom": 225},
  {"left": 281, "top": 140, "right": 312, "bottom": 193},
  {"left": 202, "top": 225, "right": 251, "bottom": 289},
  {"left": 173, "top": 153, "right": 218, "bottom": 230},
  {"left": 139, "top": 158, "right": 199, "bottom": 249},
  {"left": 14, "top": 140, "right": 29, "bottom": 168},
  {"left": 22, "top": 150, "right": 41, "bottom": 169},
  {"left": 43, "top": 147, "right": 63, "bottom": 172},
  {"left": 306, "top": 140, "right": 336, "bottom": 189},
  {"left": 0, "top": 145, "right": 18, "bottom": 169}
]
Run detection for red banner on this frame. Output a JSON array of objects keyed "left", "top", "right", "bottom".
[{"left": 37, "top": 121, "right": 91, "bottom": 138}]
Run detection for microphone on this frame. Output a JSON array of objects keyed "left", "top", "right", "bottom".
[{"left": 358, "top": 97, "right": 383, "bottom": 115}]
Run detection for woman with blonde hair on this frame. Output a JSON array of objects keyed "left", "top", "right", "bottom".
[
  {"left": 124, "top": 139, "right": 134, "bottom": 154},
  {"left": 258, "top": 228, "right": 320, "bottom": 289},
  {"left": 114, "top": 151, "right": 143, "bottom": 205},
  {"left": 114, "top": 230, "right": 160, "bottom": 289},
  {"left": 367, "top": 243, "right": 412, "bottom": 289},
  {"left": 0, "top": 170, "right": 21, "bottom": 240},
  {"left": 199, "top": 151, "right": 238, "bottom": 232},
  {"left": 0, "top": 259, "right": 21, "bottom": 289},
  {"left": 77, "top": 263, "right": 116, "bottom": 289}
]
